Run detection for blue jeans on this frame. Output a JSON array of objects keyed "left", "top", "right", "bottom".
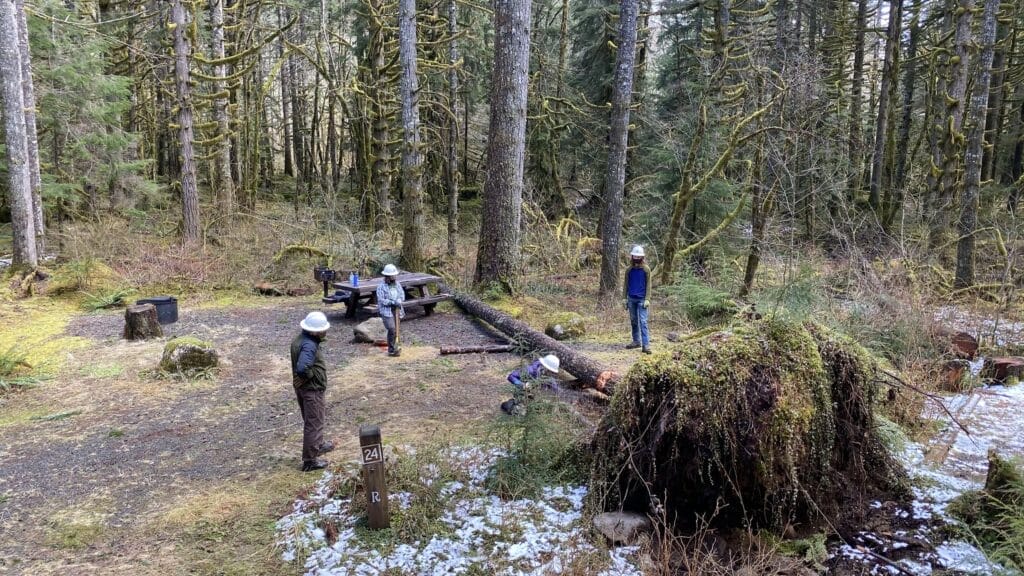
[{"left": 628, "top": 297, "right": 649, "bottom": 347}]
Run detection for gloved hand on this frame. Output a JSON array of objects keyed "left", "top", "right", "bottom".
[{"left": 643, "top": 299, "right": 650, "bottom": 309}]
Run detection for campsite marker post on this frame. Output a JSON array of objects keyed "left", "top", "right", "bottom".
[{"left": 359, "top": 425, "right": 390, "bottom": 529}]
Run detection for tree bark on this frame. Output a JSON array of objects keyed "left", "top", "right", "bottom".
[
  {"left": 474, "top": 0, "right": 532, "bottom": 289},
  {"left": 14, "top": 0, "right": 43, "bottom": 255},
  {"left": 443, "top": 287, "right": 617, "bottom": 389},
  {"left": 171, "top": 0, "right": 201, "bottom": 244},
  {"left": 398, "top": 0, "right": 425, "bottom": 270},
  {"left": 931, "top": 0, "right": 973, "bottom": 252},
  {"left": 278, "top": 7, "right": 293, "bottom": 178},
  {"left": 954, "top": 0, "right": 999, "bottom": 289},
  {"left": 739, "top": 137, "right": 766, "bottom": 298},
  {"left": 892, "top": 0, "right": 921, "bottom": 196},
  {"left": 370, "top": 0, "right": 393, "bottom": 228},
  {"left": 124, "top": 304, "right": 164, "bottom": 340},
  {"left": 868, "top": 0, "right": 902, "bottom": 211},
  {"left": 847, "top": 0, "right": 868, "bottom": 201},
  {"left": 446, "top": 0, "right": 460, "bottom": 260},
  {"left": 440, "top": 344, "right": 514, "bottom": 355},
  {"left": 981, "top": 11, "right": 1009, "bottom": 182},
  {"left": 597, "top": 0, "right": 639, "bottom": 303},
  {"left": 210, "top": 0, "right": 235, "bottom": 216},
  {"left": 0, "top": 0, "right": 37, "bottom": 268}
]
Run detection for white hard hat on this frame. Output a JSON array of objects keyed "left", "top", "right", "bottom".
[
  {"left": 630, "top": 245, "right": 645, "bottom": 258},
  {"left": 382, "top": 264, "right": 399, "bottom": 276},
  {"left": 300, "top": 311, "right": 331, "bottom": 332},
  {"left": 539, "top": 354, "right": 560, "bottom": 373}
]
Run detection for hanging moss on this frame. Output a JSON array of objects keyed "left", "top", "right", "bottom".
[{"left": 589, "top": 317, "right": 907, "bottom": 533}]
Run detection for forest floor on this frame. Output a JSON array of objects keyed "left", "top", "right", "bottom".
[{"left": 0, "top": 287, "right": 645, "bottom": 576}]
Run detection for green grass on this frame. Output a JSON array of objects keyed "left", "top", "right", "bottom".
[
  {"left": 485, "top": 397, "right": 589, "bottom": 499},
  {"left": 80, "top": 363, "right": 125, "bottom": 379},
  {"left": 107, "top": 428, "right": 125, "bottom": 438}
]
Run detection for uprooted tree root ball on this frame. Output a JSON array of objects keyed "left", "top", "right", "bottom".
[{"left": 589, "top": 317, "right": 909, "bottom": 533}]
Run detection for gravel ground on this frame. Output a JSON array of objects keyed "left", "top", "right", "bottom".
[{"left": 0, "top": 301, "right": 522, "bottom": 573}]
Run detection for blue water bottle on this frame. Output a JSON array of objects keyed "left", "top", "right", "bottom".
[{"left": 352, "top": 271, "right": 359, "bottom": 287}]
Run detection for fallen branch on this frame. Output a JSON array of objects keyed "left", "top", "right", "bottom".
[
  {"left": 879, "top": 369, "right": 971, "bottom": 437},
  {"left": 439, "top": 344, "right": 514, "bottom": 355},
  {"left": 856, "top": 546, "right": 917, "bottom": 576}
]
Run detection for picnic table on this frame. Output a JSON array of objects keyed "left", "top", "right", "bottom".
[{"left": 329, "top": 271, "right": 451, "bottom": 318}]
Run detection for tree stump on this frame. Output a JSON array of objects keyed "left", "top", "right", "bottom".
[{"left": 124, "top": 303, "right": 163, "bottom": 340}]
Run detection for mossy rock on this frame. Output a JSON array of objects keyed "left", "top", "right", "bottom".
[
  {"left": 544, "top": 313, "right": 586, "bottom": 341},
  {"left": 159, "top": 336, "right": 218, "bottom": 376},
  {"left": 589, "top": 317, "right": 908, "bottom": 532}
]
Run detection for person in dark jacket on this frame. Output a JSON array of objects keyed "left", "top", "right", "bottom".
[
  {"left": 290, "top": 311, "right": 334, "bottom": 471},
  {"left": 623, "top": 245, "right": 652, "bottom": 354}
]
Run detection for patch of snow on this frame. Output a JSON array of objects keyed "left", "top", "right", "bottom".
[{"left": 276, "top": 446, "right": 643, "bottom": 576}]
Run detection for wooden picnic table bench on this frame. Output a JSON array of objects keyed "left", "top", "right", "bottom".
[{"left": 328, "top": 271, "right": 451, "bottom": 318}]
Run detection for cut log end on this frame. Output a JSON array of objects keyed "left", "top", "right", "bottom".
[{"left": 124, "top": 303, "right": 163, "bottom": 340}]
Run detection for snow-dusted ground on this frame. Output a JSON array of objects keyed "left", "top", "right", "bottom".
[
  {"left": 933, "top": 306, "right": 1024, "bottom": 349},
  {"left": 276, "top": 446, "right": 644, "bottom": 576},
  {"left": 829, "top": 383, "right": 1024, "bottom": 575}
]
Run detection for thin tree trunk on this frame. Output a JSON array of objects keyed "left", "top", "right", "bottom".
[
  {"left": 398, "top": 0, "right": 425, "bottom": 270},
  {"left": 869, "top": 0, "right": 902, "bottom": 211},
  {"left": 955, "top": 0, "right": 998, "bottom": 289},
  {"left": 14, "top": 0, "right": 43, "bottom": 255},
  {"left": 739, "top": 141, "right": 766, "bottom": 298},
  {"left": 981, "top": 11, "right": 1008, "bottom": 182},
  {"left": 847, "top": 0, "right": 868, "bottom": 201},
  {"left": 597, "top": 0, "right": 639, "bottom": 302},
  {"left": 931, "top": 0, "right": 973, "bottom": 252},
  {"left": 0, "top": 0, "right": 36, "bottom": 267},
  {"left": 171, "top": 0, "right": 201, "bottom": 244},
  {"left": 210, "top": 0, "right": 234, "bottom": 215},
  {"left": 370, "top": 1, "right": 393, "bottom": 228},
  {"left": 474, "top": 0, "right": 533, "bottom": 289},
  {"left": 278, "top": 7, "right": 293, "bottom": 178},
  {"left": 446, "top": 0, "right": 460, "bottom": 259},
  {"left": 892, "top": 0, "right": 921, "bottom": 194}
]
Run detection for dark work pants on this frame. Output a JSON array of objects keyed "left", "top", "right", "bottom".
[
  {"left": 382, "top": 315, "right": 398, "bottom": 353},
  {"left": 294, "top": 385, "right": 326, "bottom": 463}
]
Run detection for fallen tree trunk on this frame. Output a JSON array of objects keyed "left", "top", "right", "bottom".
[
  {"left": 440, "top": 285, "right": 618, "bottom": 390},
  {"left": 439, "top": 344, "right": 514, "bottom": 355}
]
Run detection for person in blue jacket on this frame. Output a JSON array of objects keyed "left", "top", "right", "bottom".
[
  {"left": 502, "top": 355, "right": 560, "bottom": 415},
  {"left": 623, "top": 244, "right": 651, "bottom": 354}
]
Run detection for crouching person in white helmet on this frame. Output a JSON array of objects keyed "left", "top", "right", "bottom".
[
  {"left": 623, "top": 245, "right": 652, "bottom": 354},
  {"left": 291, "top": 311, "right": 335, "bottom": 471},
  {"left": 501, "top": 354, "right": 560, "bottom": 415},
  {"left": 375, "top": 264, "right": 405, "bottom": 357}
]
